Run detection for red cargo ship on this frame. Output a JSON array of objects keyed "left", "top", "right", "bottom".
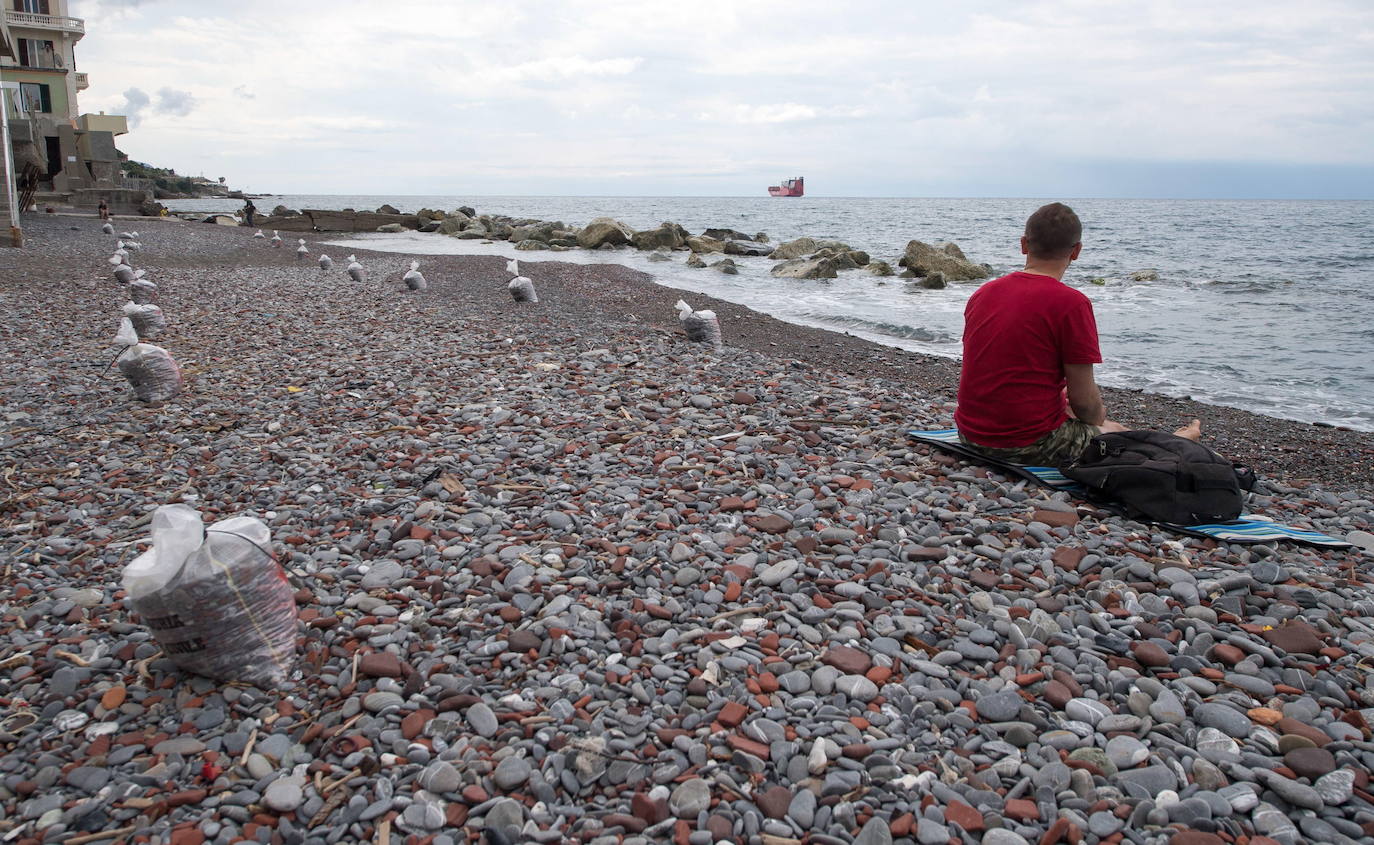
[{"left": 767, "top": 176, "right": 804, "bottom": 197}]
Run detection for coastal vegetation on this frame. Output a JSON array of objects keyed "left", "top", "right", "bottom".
[{"left": 121, "top": 158, "right": 243, "bottom": 200}]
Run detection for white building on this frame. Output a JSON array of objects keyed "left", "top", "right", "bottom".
[{"left": 1, "top": 0, "right": 135, "bottom": 211}]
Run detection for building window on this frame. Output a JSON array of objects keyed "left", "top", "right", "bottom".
[
  {"left": 14, "top": 0, "right": 54, "bottom": 14},
  {"left": 19, "top": 82, "right": 52, "bottom": 114},
  {"left": 17, "top": 38, "right": 58, "bottom": 68}
]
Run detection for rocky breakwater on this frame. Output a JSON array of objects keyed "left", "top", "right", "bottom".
[
  {"left": 5, "top": 216, "right": 1374, "bottom": 845},
  {"left": 258, "top": 201, "right": 991, "bottom": 291}
]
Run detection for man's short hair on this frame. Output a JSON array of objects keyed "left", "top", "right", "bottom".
[{"left": 1024, "top": 202, "right": 1082, "bottom": 258}]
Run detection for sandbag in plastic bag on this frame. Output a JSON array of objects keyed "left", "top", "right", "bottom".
[
  {"left": 346, "top": 255, "right": 365, "bottom": 282},
  {"left": 117, "top": 343, "right": 183, "bottom": 402},
  {"left": 122, "top": 504, "right": 297, "bottom": 686},
  {"left": 129, "top": 276, "right": 157, "bottom": 304},
  {"left": 506, "top": 259, "right": 537, "bottom": 303},
  {"left": 122, "top": 301, "right": 166, "bottom": 339},
  {"left": 403, "top": 260, "right": 427, "bottom": 291},
  {"left": 114, "top": 317, "right": 139, "bottom": 348},
  {"left": 675, "top": 299, "right": 722, "bottom": 347},
  {"left": 113, "top": 264, "right": 135, "bottom": 284}
]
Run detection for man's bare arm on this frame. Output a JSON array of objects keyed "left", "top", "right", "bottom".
[{"left": 1064, "top": 363, "right": 1107, "bottom": 426}]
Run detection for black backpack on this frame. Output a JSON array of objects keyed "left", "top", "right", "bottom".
[{"left": 1060, "top": 431, "right": 1256, "bottom": 525}]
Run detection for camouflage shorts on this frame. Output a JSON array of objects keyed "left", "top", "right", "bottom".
[{"left": 959, "top": 418, "right": 1100, "bottom": 467}]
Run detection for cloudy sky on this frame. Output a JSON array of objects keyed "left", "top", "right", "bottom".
[{"left": 68, "top": 0, "right": 1374, "bottom": 198}]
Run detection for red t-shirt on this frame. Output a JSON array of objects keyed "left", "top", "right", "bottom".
[{"left": 955, "top": 271, "right": 1102, "bottom": 447}]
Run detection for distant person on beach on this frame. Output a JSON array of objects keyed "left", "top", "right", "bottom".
[
  {"left": 955, "top": 202, "right": 1200, "bottom": 465},
  {"left": 98, "top": 199, "right": 109, "bottom": 221},
  {"left": 243, "top": 199, "right": 256, "bottom": 227}
]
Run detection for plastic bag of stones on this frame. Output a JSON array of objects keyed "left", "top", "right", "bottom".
[
  {"left": 113, "top": 263, "right": 139, "bottom": 284},
  {"left": 114, "top": 316, "right": 139, "bottom": 348},
  {"left": 117, "top": 342, "right": 183, "bottom": 402},
  {"left": 121, "top": 504, "right": 298, "bottom": 687},
  {"left": 128, "top": 276, "right": 158, "bottom": 304},
  {"left": 122, "top": 300, "right": 166, "bottom": 339},
  {"left": 674, "top": 298, "right": 722, "bottom": 347},
  {"left": 403, "top": 260, "right": 428, "bottom": 291},
  {"left": 507, "top": 258, "right": 538, "bottom": 303}
]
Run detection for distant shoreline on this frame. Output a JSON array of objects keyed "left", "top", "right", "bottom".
[{"left": 162, "top": 194, "right": 1374, "bottom": 203}]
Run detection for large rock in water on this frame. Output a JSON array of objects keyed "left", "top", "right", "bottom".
[
  {"left": 437, "top": 216, "right": 469, "bottom": 235},
  {"left": 771, "top": 256, "right": 838, "bottom": 279},
  {"left": 899, "top": 239, "right": 989, "bottom": 281},
  {"left": 703, "top": 227, "right": 753, "bottom": 242},
  {"left": 723, "top": 240, "right": 772, "bottom": 257},
  {"left": 631, "top": 222, "right": 688, "bottom": 250},
  {"left": 918, "top": 270, "right": 947, "bottom": 289},
  {"left": 577, "top": 217, "right": 636, "bottom": 249},
  {"left": 508, "top": 224, "right": 551, "bottom": 244},
  {"left": 686, "top": 235, "right": 725, "bottom": 254},
  {"left": 768, "top": 237, "right": 818, "bottom": 260},
  {"left": 815, "top": 247, "right": 866, "bottom": 270}
]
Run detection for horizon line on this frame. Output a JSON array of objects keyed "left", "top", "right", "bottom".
[{"left": 218, "top": 193, "right": 1374, "bottom": 202}]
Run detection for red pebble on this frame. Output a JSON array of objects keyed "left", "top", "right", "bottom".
[{"left": 717, "top": 701, "right": 748, "bottom": 727}]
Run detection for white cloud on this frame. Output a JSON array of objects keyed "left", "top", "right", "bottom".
[
  {"left": 155, "top": 87, "right": 196, "bottom": 117},
  {"left": 697, "top": 103, "right": 818, "bottom": 125}
]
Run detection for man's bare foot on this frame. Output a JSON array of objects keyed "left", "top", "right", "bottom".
[{"left": 1173, "top": 419, "right": 1202, "bottom": 441}]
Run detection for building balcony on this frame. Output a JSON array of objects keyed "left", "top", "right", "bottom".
[
  {"left": 7, "top": 118, "right": 35, "bottom": 144},
  {"left": 74, "top": 71, "right": 87, "bottom": 90},
  {"left": 78, "top": 112, "right": 128, "bottom": 136},
  {"left": 3, "top": 11, "right": 85, "bottom": 36}
]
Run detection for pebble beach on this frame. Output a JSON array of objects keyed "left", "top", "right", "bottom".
[{"left": 4, "top": 214, "right": 1374, "bottom": 845}]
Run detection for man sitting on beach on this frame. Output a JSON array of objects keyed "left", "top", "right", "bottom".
[{"left": 955, "top": 202, "right": 1200, "bottom": 466}]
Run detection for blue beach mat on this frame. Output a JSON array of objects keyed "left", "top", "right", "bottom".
[{"left": 908, "top": 428, "right": 1353, "bottom": 549}]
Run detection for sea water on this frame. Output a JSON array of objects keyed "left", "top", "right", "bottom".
[{"left": 168, "top": 196, "right": 1374, "bottom": 431}]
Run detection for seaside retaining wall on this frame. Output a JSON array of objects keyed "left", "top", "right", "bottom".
[{"left": 256, "top": 210, "right": 422, "bottom": 233}]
